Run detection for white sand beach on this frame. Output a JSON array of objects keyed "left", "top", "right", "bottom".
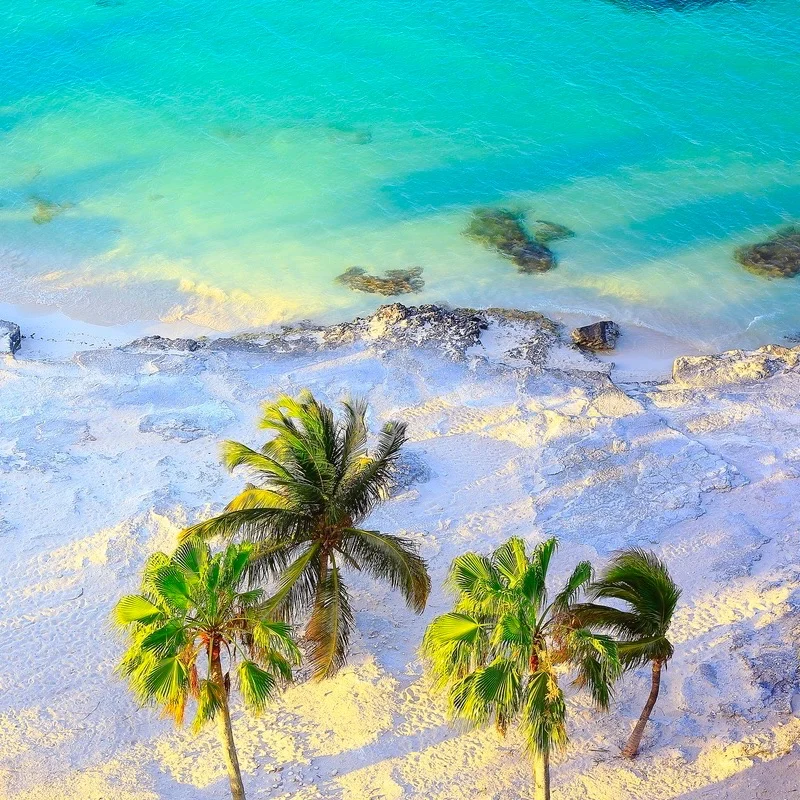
[{"left": 1, "top": 304, "right": 799, "bottom": 800}]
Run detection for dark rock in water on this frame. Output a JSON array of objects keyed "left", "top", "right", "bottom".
[
  {"left": 735, "top": 226, "right": 800, "bottom": 279},
  {"left": 336, "top": 266, "right": 424, "bottom": 296},
  {"left": 530, "top": 220, "right": 575, "bottom": 245},
  {"left": 0, "top": 320, "right": 21, "bottom": 355},
  {"left": 464, "top": 209, "right": 555, "bottom": 273},
  {"left": 571, "top": 321, "right": 620, "bottom": 351},
  {"left": 327, "top": 124, "right": 373, "bottom": 145},
  {"left": 603, "top": 0, "right": 748, "bottom": 10},
  {"left": 123, "top": 335, "right": 203, "bottom": 353},
  {"left": 30, "top": 196, "right": 72, "bottom": 224}
]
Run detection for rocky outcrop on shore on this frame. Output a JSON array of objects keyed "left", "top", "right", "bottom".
[
  {"left": 673, "top": 344, "right": 800, "bottom": 387},
  {"left": 122, "top": 303, "right": 573, "bottom": 366},
  {"left": 0, "top": 320, "right": 21, "bottom": 355}
]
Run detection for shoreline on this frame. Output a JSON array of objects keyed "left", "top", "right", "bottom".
[{"left": 0, "top": 297, "right": 710, "bottom": 382}]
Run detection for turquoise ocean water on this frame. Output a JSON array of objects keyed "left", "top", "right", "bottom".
[{"left": 1, "top": 0, "right": 799, "bottom": 347}]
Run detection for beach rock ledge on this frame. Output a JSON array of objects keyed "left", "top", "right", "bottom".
[{"left": 0, "top": 320, "right": 21, "bottom": 355}]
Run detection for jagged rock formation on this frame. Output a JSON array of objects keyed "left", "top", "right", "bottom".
[
  {"left": 0, "top": 320, "right": 21, "bottom": 355},
  {"left": 572, "top": 320, "right": 620, "bottom": 351}
]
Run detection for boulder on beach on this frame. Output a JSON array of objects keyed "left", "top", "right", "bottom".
[
  {"left": 571, "top": 320, "right": 620, "bottom": 351},
  {"left": 336, "top": 266, "right": 425, "bottom": 296},
  {"left": 734, "top": 226, "right": 800, "bottom": 279},
  {"left": 0, "top": 320, "right": 21, "bottom": 355},
  {"left": 463, "top": 208, "right": 555, "bottom": 273}
]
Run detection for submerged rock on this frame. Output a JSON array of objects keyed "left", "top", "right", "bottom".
[
  {"left": 604, "top": 0, "right": 747, "bottom": 9},
  {"left": 530, "top": 220, "right": 575, "bottom": 245},
  {"left": 463, "top": 208, "right": 555, "bottom": 273},
  {"left": 572, "top": 321, "right": 620, "bottom": 351},
  {"left": 30, "top": 196, "right": 72, "bottom": 225},
  {"left": 0, "top": 320, "right": 21, "bottom": 355},
  {"left": 734, "top": 226, "right": 800, "bottom": 278},
  {"left": 336, "top": 266, "right": 424, "bottom": 296}
]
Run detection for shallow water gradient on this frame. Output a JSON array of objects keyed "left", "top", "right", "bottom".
[{"left": 1, "top": 0, "right": 798, "bottom": 347}]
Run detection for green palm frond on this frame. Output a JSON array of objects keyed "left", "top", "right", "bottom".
[
  {"left": 114, "top": 540, "right": 298, "bottom": 736},
  {"left": 142, "top": 656, "right": 189, "bottom": 705},
  {"left": 616, "top": 635, "right": 674, "bottom": 670},
  {"left": 552, "top": 561, "right": 594, "bottom": 616},
  {"left": 492, "top": 537, "right": 529, "bottom": 586},
  {"left": 522, "top": 670, "right": 567, "bottom": 755},
  {"left": 224, "top": 487, "right": 292, "bottom": 511},
  {"left": 221, "top": 441, "right": 295, "bottom": 482},
  {"left": 113, "top": 595, "right": 165, "bottom": 627},
  {"left": 262, "top": 542, "right": 322, "bottom": 620},
  {"left": 180, "top": 507, "right": 303, "bottom": 543},
  {"left": 337, "top": 528, "right": 430, "bottom": 613},
  {"left": 172, "top": 392, "right": 429, "bottom": 680},
  {"left": 583, "top": 547, "right": 680, "bottom": 668},
  {"left": 237, "top": 660, "right": 277, "bottom": 714},
  {"left": 192, "top": 679, "right": 224, "bottom": 732},
  {"left": 422, "top": 536, "right": 617, "bottom": 763},
  {"left": 447, "top": 552, "right": 500, "bottom": 607},
  {"left": 306, "top": 559, "right": 353, "bottom": 680}
]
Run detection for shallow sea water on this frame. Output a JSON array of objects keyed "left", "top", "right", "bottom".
[{"left": 1, "top": 0, "right": 798, "bottom": 347}]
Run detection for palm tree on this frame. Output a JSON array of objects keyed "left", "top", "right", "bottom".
[
  {"left": 113, "top": 539, "right": 300, "bottom": 800},
  {"left": 182, "top": 391, "right": 431, "bottom": 680},
  {"left": 573, "top": 548, "right": 680, "bottom": 759},
  {"left": 421, "top": 537, "right": 620, "bottom": 800}
]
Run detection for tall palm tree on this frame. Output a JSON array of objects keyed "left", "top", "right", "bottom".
[
  {"left": 182, "top": 391, "right": 431, "bottom": 680},
  {"left": 113, "top": 539, "right": 300, "bottom": 800},
  {"left": 573, "top": 548, "right": 680, "bottom": 759},
  {"left": 421, "top": 537, "right": 620, "bottom": 800}
]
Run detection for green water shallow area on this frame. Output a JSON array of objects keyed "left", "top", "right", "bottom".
[{"left": 0, "top": 0, "right": 798, "bottom": 346}]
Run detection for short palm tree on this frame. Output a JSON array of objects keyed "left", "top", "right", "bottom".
[
  {"left": 421, "top": 537, "right": 620, "bottom": 800},
  {"left": 573, "top": 548, "right": 680, "bottom": 759},
  {"left": 182, "top": 391, "right": 431, "bottom": 680},
  {"left": 113, "top": 539, "right": 300, "bottom": 800}
]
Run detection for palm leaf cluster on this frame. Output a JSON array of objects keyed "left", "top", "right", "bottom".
[
  {"left": 114, "top": 538, "right": 300, "bottom": 731},
  {"left": 183, "top": 391, "right": 430, "bottom": 679},
  {"left": 422, "top": 537, "right": 621, "bottom": 757},
  {"left": 574, "top": 548, "right": 680, "bottom": 670}
]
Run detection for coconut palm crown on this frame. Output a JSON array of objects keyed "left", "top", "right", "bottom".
[
  {"left": 421, "top": 537, "right": 620, "bottom": 800},
  {"left": 113, "top": 539, "right": 300, "bottom": 800},
  {"left": 573, "top": 547, "right": 680, "bottom": 758},
  {"left": 182, "top": 391, "right": 431, "bottom": 680}
]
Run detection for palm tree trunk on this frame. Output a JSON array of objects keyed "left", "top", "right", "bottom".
[
  {"left": 622, "top": 659, "right": 663, "bottom": 759},
  {"left": 533, "top": 749, "right": 550, "bottom": 800},
  {"left": 211, "top": 641, "right": 246, "bottom": 800}
]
